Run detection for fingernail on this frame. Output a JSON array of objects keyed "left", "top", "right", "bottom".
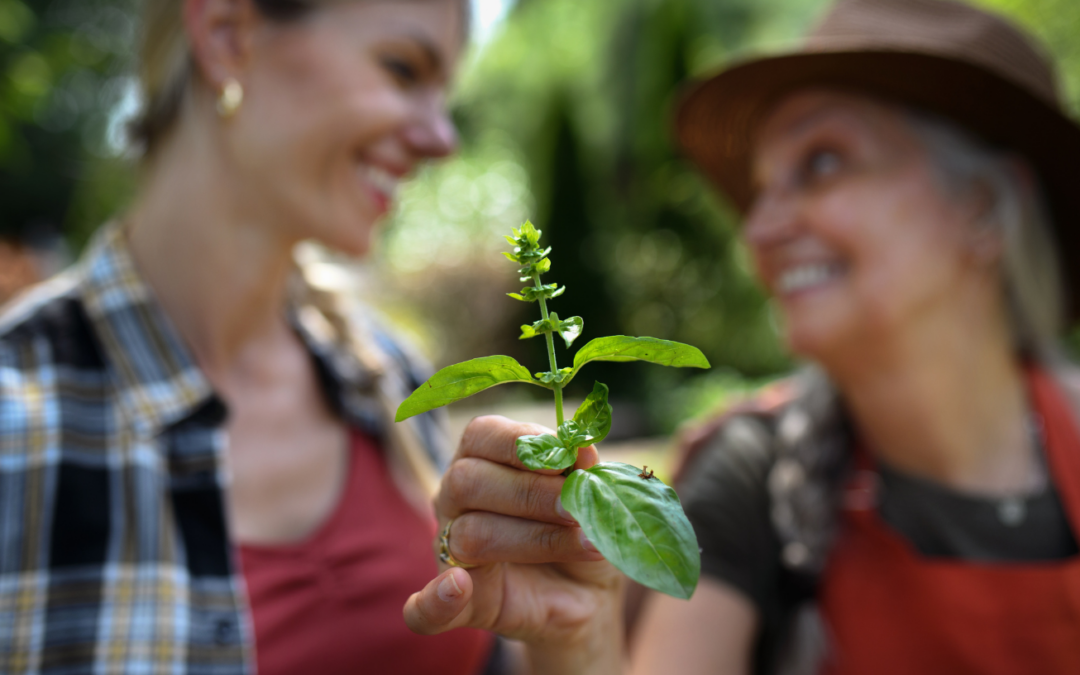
[
  {"left": 556, "top": 496, "right": 576, "bottom": 523},
  {"left": 437, "top": 572, "right": 463, "bottom": 602},
  {"left": 580, "top": 531, "right": 599, "bottom": 553}
]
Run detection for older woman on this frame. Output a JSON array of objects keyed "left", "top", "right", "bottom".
[
  {"left": 403, "top": 0, "right": 1080, "bottom": 673},
  {"left": 0, "top": 1, "right": 503, "bottom": 674}
]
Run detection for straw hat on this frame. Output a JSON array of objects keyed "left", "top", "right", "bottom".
[{"left": 675, "top": 0, "right": 1080, "bottom": 317}]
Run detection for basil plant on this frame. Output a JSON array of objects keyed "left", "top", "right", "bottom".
[{"left": 396, "top": 221, "right": 707, "bottom": 600}]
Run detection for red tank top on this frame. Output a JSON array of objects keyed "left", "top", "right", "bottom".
[
  {"left": 239, "top": 432, "right": 493, "bottom": 675},
  {"left": 818, "top": 367, "right": 1080, "bottom": 674}
]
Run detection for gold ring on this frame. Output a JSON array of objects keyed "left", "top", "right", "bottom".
[{"left": 438, "top": 518, "right": 478, "bottom": 569}]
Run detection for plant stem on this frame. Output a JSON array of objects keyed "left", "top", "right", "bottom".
[{"left": 532, "top": 272, "right": 565, "bottom": 425}]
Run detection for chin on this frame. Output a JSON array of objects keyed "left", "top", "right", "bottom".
[
  {"left": 783, "top": 316, "right": 855, "bottom": 362},
  {"left": 324, "top": 231, "right": 372, "bottom": 259},
  {"left": 313, "top": 214, "right": 378, "bottom": 259}
]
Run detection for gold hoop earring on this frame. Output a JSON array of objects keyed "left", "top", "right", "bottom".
[{"left": 217, "top": 78, "right": 244, "bottom": 118}]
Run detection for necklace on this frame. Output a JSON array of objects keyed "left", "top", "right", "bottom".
[{"left": 995, "top": 411, "right": 1047, "bottom": 528}]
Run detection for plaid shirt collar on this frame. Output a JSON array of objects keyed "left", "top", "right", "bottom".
[{"left": 75, "top": 223, "right": 379, "bottom": 437}]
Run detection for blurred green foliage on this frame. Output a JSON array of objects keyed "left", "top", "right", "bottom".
[
  {"left": 0, "top": 0, "right": 136, "bottom": 245},
  {"left": 6, "top": 0, "right": 1080, "bottom": 433},
  {"left": 385, "top": 0, "right": 1080, "bottom": 433}
]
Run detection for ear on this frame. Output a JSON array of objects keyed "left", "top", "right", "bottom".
[
  {"left": 184, "top": 0, "right": 259, "bottom": 92},
  {"left": 958, "top": 178, "right": 1002, "bottom": 267},
  {"left": 966, "top": 156, "right": 1036, "bottom": 268}
]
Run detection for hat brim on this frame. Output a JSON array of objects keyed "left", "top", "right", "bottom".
[{"left": 676, "top": 49, "right": 1080, "bottom": 319}]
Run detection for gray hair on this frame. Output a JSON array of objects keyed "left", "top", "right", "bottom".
[{"left": 906, "top": 110, "right": 1064, "bottom": 358}]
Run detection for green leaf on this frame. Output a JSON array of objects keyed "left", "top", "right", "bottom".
[
  {"left": 517, "top": 257, "right": 551, "bottom": 280},
  {"left": 556, "top": 420, "right": 595, "bottom": 450},
  {"left": 535, "top": 367, "right": 573, "bottom": 385},
  {"left": 518, "top": 220, "right": 542, "bottom": 247},
  {"left": 571, "top": 336, "right": 710, "bottom": 378},
  {"left": 573, "top": 382, "right": 612, "bottom": 444},
  {"left": 519, "top": 313, "right": 557, "bottom": 340},
  {"left": 519, "top": 322, "right": 544, "bottom": 340},
  {"left": 562, "top": 462, "right": 700, "bottom": 600},
  {"left": 517, "top": 312, "right": 582, "bottom": 347},
  {"left": 556, "top": 315, "right": 583, "bottom": 348},
  {"left": 395, "top": 356, "right": 547, "bottom": 422},
  {"left": 517, "top": 433, "right": 576, "bottom": 471},
  {"left": 508, "top": 284, "right": 566, "bottom": 303}
]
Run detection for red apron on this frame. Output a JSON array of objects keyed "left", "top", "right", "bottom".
[{"left": 818, "top": 367, "right": 1080, "bottom": 674}]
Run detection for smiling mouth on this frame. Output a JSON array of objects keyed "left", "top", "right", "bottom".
[
  {"left": 776, "top": 262, "right": 846, "bottom": 295},
  {"left": 365, "top": 164, "right": 401, "bottom": 198}
]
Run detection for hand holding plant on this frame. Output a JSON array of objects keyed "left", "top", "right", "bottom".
[{"left": 397, "top": 221, "right": 708, "bottom": 599}]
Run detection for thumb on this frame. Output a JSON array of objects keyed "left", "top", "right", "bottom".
[{"left": 403, "top": 567, "right": 473, "bottom": 635}]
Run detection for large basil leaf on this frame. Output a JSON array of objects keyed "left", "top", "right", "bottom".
[
  {"left": 573, "top": 382, "right": 612, "bottom": 445},
  {"left": 517, "top": 433, "right": 576, "bottom": 471},
  {"left": 395, "top": 356, "right": 545, "bottom": 422},
  {"left": 570, "top": 336, "right": 710, "bottom": 381},
  {"left": 561, "top": 462, "right": 700, "bottom": 600}
]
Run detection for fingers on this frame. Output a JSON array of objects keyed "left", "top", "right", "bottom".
[
  {"left": 445, "top": 512, "right": 603, "bottom": 566},
  {"left": 458, "top": 415, "right": 603, "bottom": 472},
  {"left": 404, "top": 567, "right": 473, "bottom": 635},
  {"left": 457, "top": 415, "right": 563, "bottom": 474},
  {"left": 575, "top": 444, "right": 600, "bottom": 471},
  {"left": 438, "top": 457, "right": 577, "bottom": 523}
]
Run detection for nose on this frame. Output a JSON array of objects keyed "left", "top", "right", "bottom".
[{"left": 403, "top": 98, "right": 458, "bottom": 160}]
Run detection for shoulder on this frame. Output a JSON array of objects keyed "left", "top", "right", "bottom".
[
  {"left": 0, "top": 270, "right": 102, "bottom": 368},
  {"left": 674, "top": 381, "right": 793, "bottom": 612},
  {"left": 675, "top": 368, "right": 846, "bottom": 603},
  {"left": 675, "top": 377, "right": 796, "bottom": 491},
  {"left": 0, "top": 271, "right": 109, "bottom": 453}
]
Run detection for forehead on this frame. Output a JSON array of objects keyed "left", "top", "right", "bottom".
[
  {"left": 313, "top": 0, "right": 466, "bottom": 53},
  {"left": 751, "top": 89, "right": 918, "bottom": 176},
  {"left": 755, "top": 90, "right": 909, "bottom": 153}
]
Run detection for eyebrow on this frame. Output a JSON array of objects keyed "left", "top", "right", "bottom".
[
  {"left": 772, "top": 104, "right": 848, "bottom": 141},
  {"left": 751, "top": 107, "right": 846, "bottom": 189},
  {"left": 411, "top": 32, "right": 444, "bottom": 72},
  {"left": 388, "top": 29, "right": 447, "bottom": 79}
]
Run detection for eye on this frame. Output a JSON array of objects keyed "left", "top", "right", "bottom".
[
  {"left": 803, "top": 148, "right": 843, "bottom": 182},
  {"left": 381, "top": 56, "right": 419, "bottom": 85}
]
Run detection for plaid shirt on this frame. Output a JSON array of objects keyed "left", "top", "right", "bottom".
[{"left": 0, "top": 224, "right": 447, "bottom": 674}]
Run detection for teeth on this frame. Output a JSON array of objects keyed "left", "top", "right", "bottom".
[
  {"left": 777, "top": 263, "right": 844, "bottom": 294},
  {"left": 366, "top": 165, "right": 400, "bottom": 196}
]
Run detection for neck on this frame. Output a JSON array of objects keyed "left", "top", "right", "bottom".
[
  {"left": 823, "top": 297, "right": 1039, "bottom": 496},
  {"left": 125, "top": 109, "right": 298, "bottom": 379}
]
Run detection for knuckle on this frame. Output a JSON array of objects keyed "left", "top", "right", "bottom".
[
  {"left": 451, "top": 515, "right": 486, "bottom": 561},
  {"left": 537, "top": 524, "right": 564, "bottom": 556},
  {"left": 460, "top": 415, "right": 496, "bottom": 453},
  {"left": 520, "top": 472, "right": 554, "bottom": 518},
  {"left": 442, "top": 459, "right": 481, "bottom": 509},
  {"left": 404, "top": 601, "right": 435, "bottom": 635}
]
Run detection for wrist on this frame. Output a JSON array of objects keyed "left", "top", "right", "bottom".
[{"left": 526, "top": 579, "right": 626, "bottom": 675}]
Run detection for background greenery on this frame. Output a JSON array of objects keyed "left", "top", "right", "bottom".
[{"left": 3, "top": 0, "right": 1079, "bottom": 434}]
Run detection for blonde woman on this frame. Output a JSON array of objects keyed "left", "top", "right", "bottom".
[{"left": 0, "top": 1, "right": 499, "bottom": 673}]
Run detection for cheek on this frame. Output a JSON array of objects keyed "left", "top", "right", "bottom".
[
  {"left": 233, "top": 33, "right": 406, "bottom": 222},
  {"left": 813, "top": 179, "right": 972, "bottom": 324}
]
